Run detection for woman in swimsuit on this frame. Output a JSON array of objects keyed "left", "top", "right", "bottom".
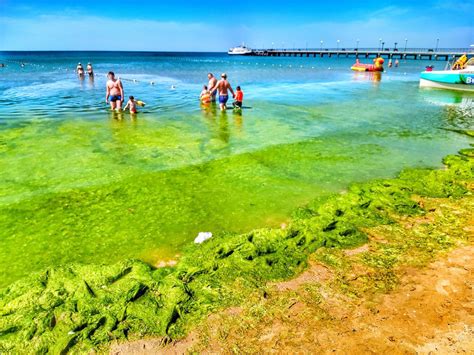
[
  {"left": 86, "top": 63, "right": 94, "bottom": 77},
  {"left": 76, "top": 63, "right": 85, "bottom": 77}
]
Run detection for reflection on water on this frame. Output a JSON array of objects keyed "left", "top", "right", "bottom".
[
  {"left": 233, "top": 111, "right": 243, "bottom": 132},
  {"left": 218, "top": 113, "right": 230, "bottom": 144},
  {"left": 352, "top": 71, "right": 382, "bottom": 84},
  {"left": 88, "top": 75, "right": 95, "bottom": 88},
  {"left": 199, "top": 102, "right": 245, "bottom": 144}
]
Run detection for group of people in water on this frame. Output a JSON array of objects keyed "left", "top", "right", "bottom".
[
  {"left": 101, "top": 68, "right": 244, "bottom": 114},
  {"left": 200, "top": 73, "right": 244, "bottom": 111},
  {"left": 105, "top": 71, "right": 140, "bottom": 114},
  {"left": 72, "top": 60, "right": 246, "bottom": 114},
  {"left": 388, "top": 59, "right": 400, "bottom": 68},
  {"left": 76, "top": 62, "right": 94, "bottom": 77}
]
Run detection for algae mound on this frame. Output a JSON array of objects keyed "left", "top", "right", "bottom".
[
  {"left": 0, "top": 260, "right": 183, "bottom": 353},
  {"left": 0, "top": 151, "right": 472, "bottom": 353}
]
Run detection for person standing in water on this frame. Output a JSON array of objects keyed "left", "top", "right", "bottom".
[
  {"left": 233, "top": 86, "right": 244, "bottom": 109},
  {"left": 105, "top": 71, "right": 124, "bottom": 111},
  {"left": 207, "top": 73, "right": 218, "bottom": 102},
  {"left": 76, "top": 63, "right": 84, "bottom": 77},
  {"left": 211, "top": 73, "right": 235, "bottom": 111},
  {"left": 124, "top": 96, "right": 138, "bottom": 114},
  {"left": 86, "top": 63, "right": 94, "bottom": 77}
]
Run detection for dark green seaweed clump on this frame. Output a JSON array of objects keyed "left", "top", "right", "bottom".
[{"left": 0, "top": 151, "right": 472, "bottom": 353}]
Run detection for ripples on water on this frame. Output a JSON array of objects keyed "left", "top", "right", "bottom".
[{"left": 0, "top": 51, "right": 472, "bottom": 286}]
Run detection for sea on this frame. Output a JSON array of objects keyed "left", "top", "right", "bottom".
[{"left": 0, "top": 51, "right": 472, "bottom": 287}]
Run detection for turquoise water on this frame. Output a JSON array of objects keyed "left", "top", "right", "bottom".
[{"left": 0, "top": 51, "right": 472, "bottom": 287}]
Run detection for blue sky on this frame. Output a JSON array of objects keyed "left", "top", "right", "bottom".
[{"left": 0, "top": 0, "right": 472, "bottom": 51}]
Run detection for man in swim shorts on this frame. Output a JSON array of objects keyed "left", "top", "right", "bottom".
[
  {"left": 105, "top": 71, "right": 124, "bottom": 111},
  {"left": 211, "top": 73, "right": 235, "bottom": 111},
  {"left": 208, "top": 73, "right": 218, "bottom": 102}
]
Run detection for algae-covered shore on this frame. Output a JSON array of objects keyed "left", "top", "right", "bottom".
[{"left": 0, "top": 140, "right": 473, "bottom": 353}]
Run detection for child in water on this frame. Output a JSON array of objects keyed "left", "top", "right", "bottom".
[
  {"left": 124, "top": 96, "right": 138, "bottom": 114},
  {"left": 200, "top": 85, "right": 211, "bottom": 103},
  {"left": 232, "top": 86, "right": 244, "bottom": 109}
]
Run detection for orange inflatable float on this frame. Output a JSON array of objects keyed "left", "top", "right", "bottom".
[
  {"left": 200, "top": 93, "right": 211, "bottom": 104},
  {"left": 351, "top": 57, "right": 384, "bottom": 72}
]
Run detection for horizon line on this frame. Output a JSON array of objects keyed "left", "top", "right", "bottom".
[
  {"left": 1, "top": 47, "right": 472, "bottom": 53},
  {"left": 0, "top": 50, "right": 226, "bottom": 53}
]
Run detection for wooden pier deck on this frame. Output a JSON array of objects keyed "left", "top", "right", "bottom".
[{"left": 249, "top": 48, "right": 472, "bottom": 61}]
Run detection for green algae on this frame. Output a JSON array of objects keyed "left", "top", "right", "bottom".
[
  {"left": 2, "top": 91, "right": 472, "bottom": 288},
  {"left": 459, "top": 148, "right": 474, "bottom": 157},
  {"left": 1, "top": 147, "right": 472, "bottom": 353},
  {"left": 4, "top": 120, "right": 463, "bottom": 288}
]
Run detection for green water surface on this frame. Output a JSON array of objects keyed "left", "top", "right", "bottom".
[{"left": 1, "top": 67, "right": 472, "bottom": 287}]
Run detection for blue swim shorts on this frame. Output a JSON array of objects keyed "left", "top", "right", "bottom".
[
  {"left": 219, "top": 95, "right": 228, "bottom": 105},
  {"left": 109, "top": 95, "right": 122, "bottom": 102}
]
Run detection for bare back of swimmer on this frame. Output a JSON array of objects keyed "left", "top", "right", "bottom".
[{"left": 211, "top": 73, "right": 235, "bottom": 111}]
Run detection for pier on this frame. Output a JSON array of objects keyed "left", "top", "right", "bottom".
[{"left": 249, "top": 48, "right": 472, "bottom": 61}]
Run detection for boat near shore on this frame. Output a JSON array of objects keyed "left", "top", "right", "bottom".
[
  {"left": 420, "top": 56, "right": 474, "bottom": 92},
  {"left": 228, "top": 45, "right": 253, "bottom": 55}
]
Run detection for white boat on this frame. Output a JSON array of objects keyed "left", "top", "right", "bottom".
[
  {"left": 228, "top": 45, "right": 253, "bottom": 56},
  {"left": 419, "top": 56, "right": 474, "bottom": 92}
]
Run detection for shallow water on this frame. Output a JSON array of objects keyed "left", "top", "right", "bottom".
[{"left": 0, "top": 51, "right": 472, "bottom": 287}]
